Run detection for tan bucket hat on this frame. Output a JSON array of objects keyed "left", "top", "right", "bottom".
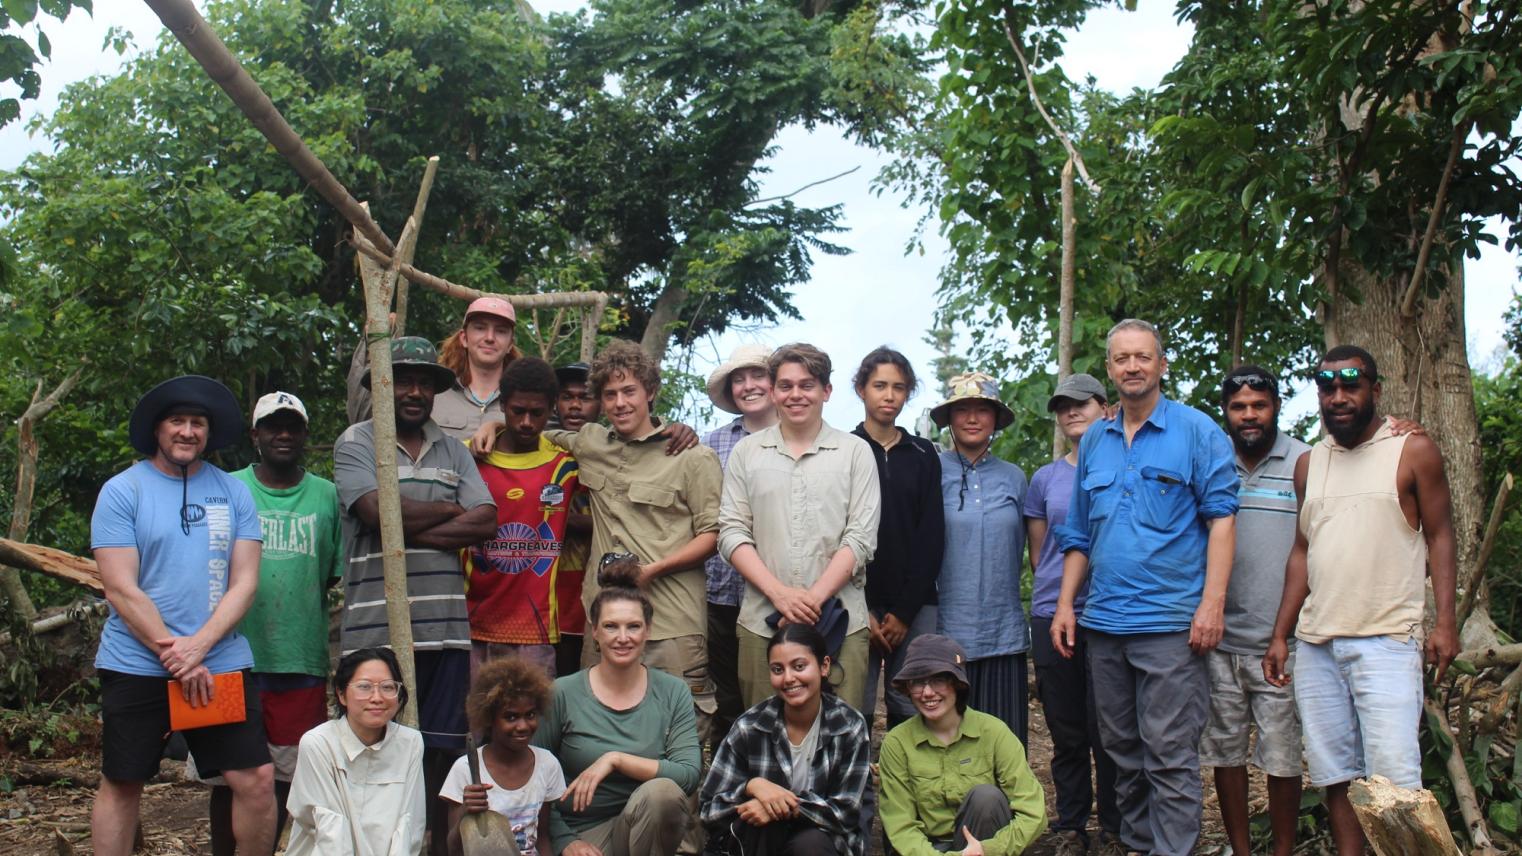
[
  {"left": 706, "top": 344, "right": 773, "bottom": 414},
  {"left": 929, "top": 371, "right": 1016, "bottom": 430}
]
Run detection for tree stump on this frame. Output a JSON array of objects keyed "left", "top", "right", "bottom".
[{"left": 1348, "top": 776, "right": 1461, "bottom": 856}]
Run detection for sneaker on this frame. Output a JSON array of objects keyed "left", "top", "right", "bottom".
[
  {"left": 1054, "top": 830, "right": 1088, "bottom": 856},
  {"left": 1094, "top": 832, "right": 1128, "bottom": 856}
]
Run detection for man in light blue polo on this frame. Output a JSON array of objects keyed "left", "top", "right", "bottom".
[{"left": 1050, "top": 319, "right": 1239, "bottom": 856}]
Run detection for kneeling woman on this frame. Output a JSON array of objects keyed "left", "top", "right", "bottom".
[
  {"left": 285, "top": 648, "right": 426, "bottom": 856},
  {"left": 531, "top": 562, "right": 701, "bottom": 856},
  {"left": 879, "top": 636, "right": 1046, "bottom": 856},
  {"left": 701, "top": 624, "right": 871, "bottom": 856}
]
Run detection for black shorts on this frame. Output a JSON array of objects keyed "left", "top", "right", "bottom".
[
  {"left": 99, "top": 669, "right": 271, "bottom": 782},
  {"left": 414, "top": 649, "right": 469, "bottom": 751}
]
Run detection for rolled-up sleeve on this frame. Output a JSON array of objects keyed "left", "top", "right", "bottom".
[
  {"left": 717, "top": 441, "right": 757, "bottom": 563},
  {"left": 839, "top": 440, "right": 881, "bottom": 570},
  {"left": 1192, "top": 422, "right": 1240, "bottom": 520},
  {"left": 686, "top": 450, "right": 723, "bottom": 535}
]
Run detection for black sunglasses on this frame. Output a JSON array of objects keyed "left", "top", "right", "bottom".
[
  {"left": 1313, "top": 367, "right": 1373, "bottom": 391},
  {"left": 1222, "top": 373, "right": 1277, "bottom": 396}
]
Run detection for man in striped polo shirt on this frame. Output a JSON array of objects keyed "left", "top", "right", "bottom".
[
  {"left": 334, "top": 336, "right": 496, "bottom": 856},
  {"left": 1201, "top": 366, "right": 1307, "bottom": 856}
]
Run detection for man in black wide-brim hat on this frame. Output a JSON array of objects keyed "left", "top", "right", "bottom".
[{"left": 90, "top": 375, "right": 276, "bottom": 856}]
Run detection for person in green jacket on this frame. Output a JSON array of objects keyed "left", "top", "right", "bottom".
[{"left": 879, "top": 635, "right": 1046, "bottom": 856}]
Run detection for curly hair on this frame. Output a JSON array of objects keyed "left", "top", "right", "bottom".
[
  {"left": 465, "top": 657, "right": 555, "bottom": 735},
  {"left": 589, "top": 340, "right": 660, "bottom": 398}
]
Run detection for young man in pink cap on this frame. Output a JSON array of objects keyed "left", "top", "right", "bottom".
[{"left": 346, "top": 295, "right": 522, "bottom": 441}]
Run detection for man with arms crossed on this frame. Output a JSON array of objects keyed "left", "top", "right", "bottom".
[
  {"left": 719, "top": 342, "right": 881, "bottom": 713},
  {"left": 1264, "top": 344, "right": 1459, "bottom": 856},
  {"left": 335, "top": 337, "right": 497, "bottom": 856},
  {"left": 1051, "top": 319, "right": 1238, "bottom": 856},
  {"left": 91, "top": 375, "right": 274, "bottom": 856}
]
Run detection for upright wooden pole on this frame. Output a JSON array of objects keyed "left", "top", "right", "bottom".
[
  {"left": 394, "top": 156, "right": 440, "bottom": 336},
  {"left": 354, "top": 209, "right": 419, "bottom": 726},
  {"left": 1053, "top": 156, "right": 1076, "bottom": 461}
]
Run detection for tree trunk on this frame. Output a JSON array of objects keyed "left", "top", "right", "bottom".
[
  {"left": 640, "top": 280, "right": 687, "bottom": 363},
  {"left": 1322, "top": 258, "right": 1484, "bottom": 579}
]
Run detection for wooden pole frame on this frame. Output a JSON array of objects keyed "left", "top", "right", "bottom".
[{"left": 140, "top": 0, "right": 610, "bottom": 703}]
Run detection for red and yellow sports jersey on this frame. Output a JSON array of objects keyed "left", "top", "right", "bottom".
[{"left": 463, "top": 436, "right": 579, "bottom": 644}]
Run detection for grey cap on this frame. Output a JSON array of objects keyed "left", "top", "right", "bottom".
[
  {"left": 891, "top": 634, "right": 970, "bottom": 688},
  {"left": 1047, "top": 373, "right": 1107, "bottom": 412}
]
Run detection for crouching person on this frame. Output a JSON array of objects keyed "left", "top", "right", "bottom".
[{"left": 879, "top": 636, "right": 1046, "bottom": 856}]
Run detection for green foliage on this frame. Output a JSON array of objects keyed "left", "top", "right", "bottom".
[
  {"left": 0, "top": 0, "right": 88, "bottom": 126},
  {"left": 1474, "top": 353, "right": 1522, "bottom": 640},
  {"left": 894, "top": 0, "right": 1522, "bottom": 451},
  {"left": 0, "top": 0, "right": 929, "bottom": 606}
]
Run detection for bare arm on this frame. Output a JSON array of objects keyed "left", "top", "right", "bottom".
[
  {"left": 730, "top": 544, "right": 821, "bottom": 626},
  {"left": 1189, "top": 514, "right": 1235, "bottom": 654},
  {"left": 351, "top": 491, "right": 464, "bottom": 537},
  {"left": 807, "top": 546, "right": 858, "bottom": 603},
  {"left": 95, "top": 546, "right": 173, "bottom": 653},
  {"left": 1264, "top": 453, "right": 1311, "bottom": 686},
  {"left": 1050, "top": 549, "right": 1090, "bottom": 659},
  {"left": 640, "top": 532, "right": 717, "bottom": 585},
  {"left": 412, "top": 504, "right": 498, "bottom": 551},
  {"left": 1025, "top": 518, "right": 1047, "bottom": 574},
  {"left": 1406, "top": 434, "right": 1459, "bottom": 681}
]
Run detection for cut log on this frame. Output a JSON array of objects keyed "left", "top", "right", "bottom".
[
  {"left": 1457, "top": 643, "right": 1522, "bottom": 669},
  {"left": 0, "top": 539, "right": 101, "bottom": 593},
  {"left": 1348, "top": 775, "right": 1461, "bottom": 856}
]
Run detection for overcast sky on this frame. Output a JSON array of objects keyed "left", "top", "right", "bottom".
[{"left": 2, "top": 1, "right": 1515, "bottom": 432}]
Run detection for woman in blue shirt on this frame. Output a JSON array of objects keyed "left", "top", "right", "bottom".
[{"left": 928, "top": 372, "right": 1030, "bottom": 745}]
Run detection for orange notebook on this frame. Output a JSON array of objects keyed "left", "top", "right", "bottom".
[{"left": 167, "top": 671, "right": 247, "bottom": 731}]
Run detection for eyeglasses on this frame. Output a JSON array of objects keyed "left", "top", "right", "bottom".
[
  {"left": 1222, "top": 373, "right": 1276, "bottom": 396},
  {"left": 1313, "top": 367, "right": 1373, "bottom": 391},
  {"left": 348, "top": 680, "right": 402, "bottom": 699},
  {"left": 905, "top": 675, "right": 954, "bottom": 693}
]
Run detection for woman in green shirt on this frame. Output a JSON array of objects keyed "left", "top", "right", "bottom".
[
  {"left": 879, "top": 635, "right": 1047, "bottom": 856},
  {"left": 531, "top": 559, "right": 702, "bottom": 856}
]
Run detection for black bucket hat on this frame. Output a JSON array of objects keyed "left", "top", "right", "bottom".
[
  {"left": 128, "top": 375, "right": 243, "bottom": 457},
  {"left": 891, "top": 634, "right": 971, "bottom": 689}
]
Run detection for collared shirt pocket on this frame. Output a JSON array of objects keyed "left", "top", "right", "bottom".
[
  {"left": 629, "top": 481, "right": 678, "bottom": 511},
  {"left": 1138, "top": 465, "right": 1192, "bottom": 532},
  {"left": 1082, "top": 469, "right": 1119, "bottom": 521},
  {"left": 579, "top": 469, "right": 607, "bottom": 493}
]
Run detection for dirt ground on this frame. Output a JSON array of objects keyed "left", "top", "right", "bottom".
[{"left": 1, "top": 693, "right": 1243, "bottom": 855}]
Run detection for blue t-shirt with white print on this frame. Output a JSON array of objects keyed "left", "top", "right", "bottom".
[{"left": 92, "top": 460, "right": 262, "bottom": 676}]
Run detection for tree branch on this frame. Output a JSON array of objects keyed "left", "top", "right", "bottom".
[
  {"left": 1458, "top": 472, "right": 1511, "bottom": 627},
  {"left": 1001, "top": 16, "right": 1100, "bottom": 195},
  {"left": 1399, "top": 120, "right": 1470, "bottom": 318},
  {"left": 745, "top": 166, "right": 862, "bottom": 207}
]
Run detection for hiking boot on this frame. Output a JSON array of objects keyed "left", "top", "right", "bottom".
[
  {"left": 1094, "top": 831, "right": 1128, "bottom": 856},
  {"left": 1054, "top": 830, "right": 1087, "bottom": 856}
]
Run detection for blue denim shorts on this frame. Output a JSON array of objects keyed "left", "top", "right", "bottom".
[{"left": 1294, "top": 636, "right": 1423, "bottom": 789}]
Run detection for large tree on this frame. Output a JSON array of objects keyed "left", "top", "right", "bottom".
[{"left": 908, "top": 0, "right": 1521, "bottom": 562}]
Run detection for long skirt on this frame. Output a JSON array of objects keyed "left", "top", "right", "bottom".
[{"left": 965, "top": 652, "right": 1028, "bottom": 747}]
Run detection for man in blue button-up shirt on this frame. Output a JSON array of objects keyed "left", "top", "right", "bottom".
[{"left": 1050, "top": 319, "right": 1239, "bottom": 856}]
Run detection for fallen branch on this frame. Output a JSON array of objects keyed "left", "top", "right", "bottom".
[
  {"left": 1423, "top": 698, "right": 1498, "bottom": 852},
  {"left": 1001, "top": 15, "right": 1100, "bottom": 194},
  {"left": 1347, "top": 775, "right": 1460, "bottom": 856},
  {"left": 1476, "top": 660, "right": 1522, "bottom": 734},
  {"left": 1459, "top": 472, "right": 1513, "bottom": 627},
  {"left": 1456, "top": 643, "right": 1522, "bottom": 669},
  {"left": 0, "top": 539, "right": 101, "bottom": 594},
  {"left": 0, "top": 601, "right": 109, "bottom": 647}
]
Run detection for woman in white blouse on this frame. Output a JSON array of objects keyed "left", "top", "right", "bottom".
[{"left": 286, "top": 647, "right": 426, "bottom": 856}]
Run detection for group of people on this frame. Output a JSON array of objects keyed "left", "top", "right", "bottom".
[{"left": 85, "top": 298, "right": 1459, "bottom": 856}]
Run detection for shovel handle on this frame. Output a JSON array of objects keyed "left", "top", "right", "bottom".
[{"left": 466, "top": 734, "right": 482, "bottom": 786}]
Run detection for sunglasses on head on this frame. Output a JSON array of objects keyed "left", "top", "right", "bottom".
[
  {"left": 1222, "top": 373, "right": 1276, "bottom": 396},
  {"left": 1313, "top": 367, "right": 1373, "bottom": 391}
]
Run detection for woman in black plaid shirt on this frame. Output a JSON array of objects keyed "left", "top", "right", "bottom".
[{"left": 700, "top": 624, "right": 871, "bottom": 855}]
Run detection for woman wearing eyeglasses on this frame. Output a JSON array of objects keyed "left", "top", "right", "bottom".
[
  {"left": 926, "top": 373, "right": 1031, "bottom": 744},
  {"left": 285, "top": 647, "right": 426, "bottom": 856},
  {"left": 879, "top": 635, "right": 1046, "bottom": 856}
]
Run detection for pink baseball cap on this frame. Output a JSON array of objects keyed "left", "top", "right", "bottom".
[{"left": 464, "top": 295, "right": 516, "bottom": 324}]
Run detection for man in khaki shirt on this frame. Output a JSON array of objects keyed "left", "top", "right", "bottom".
[
  {"left": 718, "top": 343, "right": 881, "bottom": 713},
  {"left": 544, "top": 340, "right": 723, "bottom": 735}
]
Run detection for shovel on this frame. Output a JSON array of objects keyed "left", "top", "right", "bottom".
[{"left": 460, "top": 734, "right": 521, "bottom": 856}]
